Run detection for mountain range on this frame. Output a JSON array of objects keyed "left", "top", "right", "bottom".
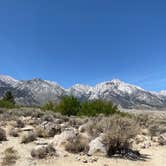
[{"left": 1, "top": 74, "right": 166, "bottom": 109}]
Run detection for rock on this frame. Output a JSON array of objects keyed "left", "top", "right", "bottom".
[
  {"left": 141, "top": 128, "right": 149, "bottom": 135},
  {"left": 88, "top": 135, "right": 107, "bottom": 156},
  {"left": 141, "top": 141, "right": 151, "bottom": 149},
  {"left": 40, "top": 121, "right": 61, "bottom": 137},
  {"left": 152, "top": 136, "right": 159, "bottom": 142},
  {"left": 159, "top": 133, "right": 166, "bottom": 145},
  {"left": 135, "top": 135, "right": 149, "bottom": 144},
  {"left": 51, "top": 128, "right": 77, "bottom": 150},
  {"left": 34, "top": 140, "right": 49, "bottom": 145},
  {"left": 21, "top": 126, "right": 34, "bottom": 132},
  {"left": 82, "top": 159, "right": 88, "bottom": 163},
  {"left": 78, "top": 124, "right": 88, "bottom": 133}
]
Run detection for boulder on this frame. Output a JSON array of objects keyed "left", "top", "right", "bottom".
[
  {"left": 88, "top": 135, "right": 107, "bottom": 156},
  {"left": 21, "top": 126, "right": 34, "bottom": 132},
  {"left": 159, "top": 133, "right": 166, "bottom": 145},
  {"left": 51, "top": 128, "right": 77, "bottom": 150},
  {"left": 40, "top": 121, "right": 61, "bottom": 137},
  {"left": 135, "top": 135, "right": 149, "bottom": 144}
]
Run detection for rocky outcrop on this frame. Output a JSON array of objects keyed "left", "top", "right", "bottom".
[{"left": 88, "top": 135, "right": 107, "bottom": 156}]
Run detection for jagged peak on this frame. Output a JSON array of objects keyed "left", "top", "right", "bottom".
[{"left": 0, "top": 74, "right": 19, "bottom": 84}]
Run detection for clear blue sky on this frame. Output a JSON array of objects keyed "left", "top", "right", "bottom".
[{"left": 0, "top": 0, "right": 166, "bottom": 91}]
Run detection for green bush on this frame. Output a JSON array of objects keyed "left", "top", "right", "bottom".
[
  {"left": 78, "top": 100, "right": 119, "bottom": 117},
  {"left": 0, "top": 100, "right": 15, "bottom": 109},
  {"left": 42, "top": 96, "right": 123, "bottom": 117},
  {"left": 41, "top": 101, "right": 56, "bottom": 111},
  {"left": 3, "top": 91, "right": 15, "bottom": 105},
  {"left": 56, "top": 96, "right": 81, "bottom": 116}
]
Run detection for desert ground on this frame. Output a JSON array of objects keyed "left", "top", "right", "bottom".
[{"left": 0, "top": 108, "right": 166, "bottom": 166}]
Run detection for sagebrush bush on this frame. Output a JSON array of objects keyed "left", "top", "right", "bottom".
[
  {"left": 15, "top": 119, "right": 25, "bottom": 128},
  {"left": 31, "top": 144, "right": 56, "bottom": 159},
  {"left": 9, "top": 128, "right": 19, "bottom": 137},
  {"left": 84, "top": 115, "right": 140, "bottom": 157},
  {"left": 65, "top": 135, "right": 89, "bottom": 153},
  {"left": 2, "top": 147, "right": 19, "bottom": 165},
  {"left": 101, "top": 115, "right": 140, "bottom": 156},
  {"left": 0, "top": 128, "right": 7, "bottom": 141},
  {"left": 35, "top": 127, "right": 49, "bottom": 138},
  {"left": 21, "top": 131, "right": 37, "bottom": 144}
]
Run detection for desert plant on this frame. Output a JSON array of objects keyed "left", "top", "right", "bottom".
[
  {"left": 84, "top": 115, "right": 140, "bottom": 157},
  {"left": 21, "top": 131, "right": 37, "bottom": 144},
  {"left": 35, "top": 127, "right": 49, "bottom": 138},
  {"left": 15, "top": 119, "right": 25, "bottom": 128},
  {"left": 65, "top": 135, "right": 89, "bottom": 153},
  {"left": 8, "top": 128, "right": 19, "bottom": 137},
  {"left": 0, "top": 100, "right": 15, "bottom": 109},
  {"left": 3, "top": 91, "right": 15, "bottom": 104},
  {"left": 31, "top": 144, "right": 56, "bottom": 159},
  {"left": 56, "top": 96, "right": 81, "bottom": 116},
  {"left": 78, "top": 100, "right": 119, "bottom": 117},
  {"left": 2, "top": 147, "right": 19, "bottom": 165},
  {"left": 101, "top": 115, "right": 140, "bottom": 157},
  {"left": 0, "top": 128, "right": 7, "bottom": 141},
  {"left": 42, "top": 101, "right": 56, "bottom": 111}
]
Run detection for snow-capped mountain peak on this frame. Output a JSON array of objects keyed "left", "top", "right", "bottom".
[
  {"left": 0, "top": 75, "right": 19, "bottom": 86},
  {"left": 1, "top": 74, "right": 166, "bottom": 109}
]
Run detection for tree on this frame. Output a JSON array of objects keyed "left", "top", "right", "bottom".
[
  {"left": 3, "top": 91, "right": 15, "bottom": 105},
  {"left": 56, "top": 96, "right": 81, "bottom": 116},
  {"left": 42, "top": 101, "right": 55, "bottom": 111},
  {"left": 78, "top": 99, "right": 119, "bottom": 116}
]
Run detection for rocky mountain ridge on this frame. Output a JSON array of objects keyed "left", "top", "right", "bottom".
[{"left": 0, "top": 74, "right": 166, "bottom": 109}]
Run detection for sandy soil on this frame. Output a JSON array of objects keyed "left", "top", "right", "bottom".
[{"left": 0, "top": 134, "right": 166, "bottom": 166}]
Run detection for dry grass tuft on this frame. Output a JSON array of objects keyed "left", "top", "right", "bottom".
[
  {"left": 21, "top": 131, "right": 37, "bottom": 144},
  {"left": 65, "top": 135, "right": 89, "bottom": 153},
  {"left": 0, "top": 128, "right": 7, "bottom": 141},
  {"left": 2, "top": 147, "right": 19, "bottom": 165}
]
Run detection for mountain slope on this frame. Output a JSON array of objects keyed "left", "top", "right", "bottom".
[{"left": 0, "top": 75, "right": 166, "bottom": 109}]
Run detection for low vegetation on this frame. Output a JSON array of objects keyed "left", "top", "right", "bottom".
[
  {"left": 65, "top": 135, "right": 89, "bottom": 153},
  {"left": 0, "top": 91, "right": 16, "bottom": 108},
  {"left": 21, "top": 131, "right": 37, "bottom": 144},
  {"left": 42, "top": 96, "right": 124, "bottom": 117},
  {"left": 31, "top": 144, "right": 56, "bottom": 159},
  {"left": 2, "top": 147, "right": 19, "bottom": 166},
  {"left": 0, "top": 128, "right": 7, "bottom": 141}
]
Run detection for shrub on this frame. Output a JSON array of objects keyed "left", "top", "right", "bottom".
[
  {"left": 0, "top": 100, "right": 15, "bottom": 109},
  {"left": 2, "top": 147, "right": 19, "bottom": 165},
  {"left": 15, "top": 119, "right": 25, "bottom": 128},
  {"left": 0, "top": 128, "right": 7, "bottom": 141},
  {"left": 84, "top": 115, "right": 140, "bottom": 157},
  {"left": 56, "top": 96, "right": 81, "bottom": 116},
  {"left": 35, "top": 127, "right": 49, "bottom": 138},
  {"left": 78, "top": 100, "right": 119, "bottom": 117},
  {"left": 31, "top": 144, "right": 56, "bottom": 159},
  {"left": 101, "top": 115, "right": 140, "bottom": 157},
  {"left": 9, "top": 128, "right": 19, "bottom": 137},
  {"left": 3, "top": 91, "right": 15, "bottom": 105},
  {"left": 42, "top": 101, "right": 56, "bottom": 111},
  {"left": 21, "top": 131, "right": 37, "bottom": 144},
  {"left": 65, "top": 135, "right": 89, "bottom": 153}
]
